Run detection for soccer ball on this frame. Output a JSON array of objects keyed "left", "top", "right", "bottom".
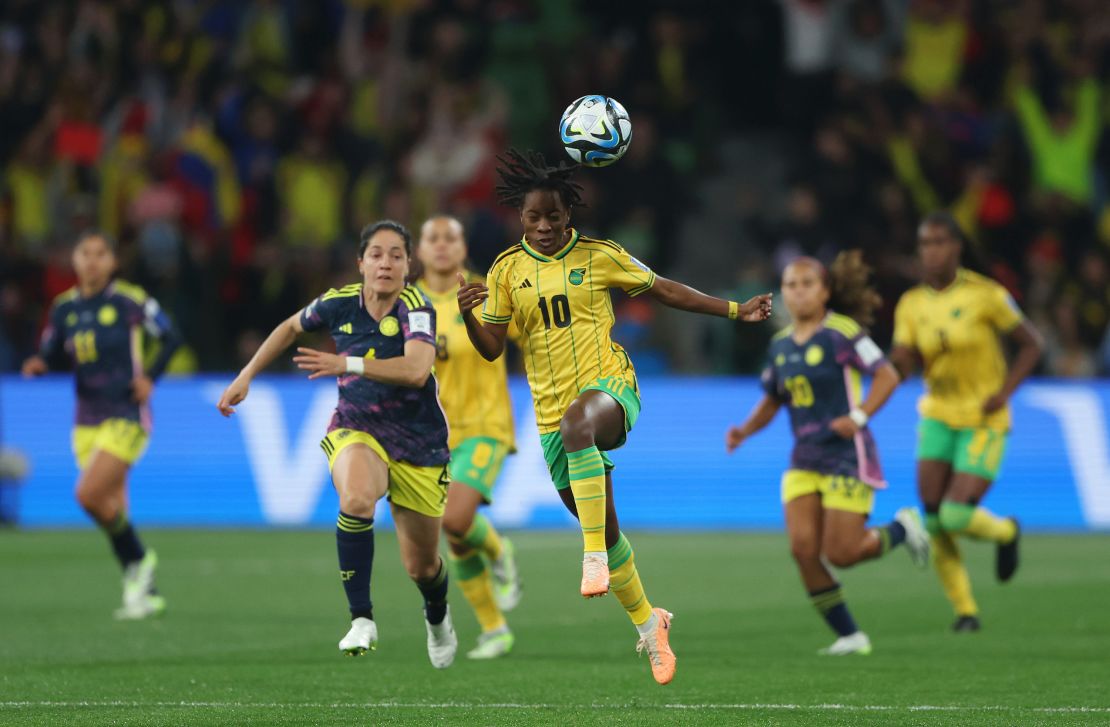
[{"left": 558, "top": 95, "right": 632, "bottom": 167}]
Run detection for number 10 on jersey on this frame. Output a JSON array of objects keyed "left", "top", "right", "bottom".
[{"left": 538, "top": 295, "right": 571, "bottom": 329}]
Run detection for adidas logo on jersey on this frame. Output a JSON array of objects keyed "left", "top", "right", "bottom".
[
  {"left": 339, "top": 323, "right": 353, "bottom": 334},
  {"left": 517, "top": 278, "right": 533, "bottom": 289}
]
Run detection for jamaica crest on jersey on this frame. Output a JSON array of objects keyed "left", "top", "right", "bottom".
[{"left": 568, "top": 268, "right": 587, "bottom": 286}]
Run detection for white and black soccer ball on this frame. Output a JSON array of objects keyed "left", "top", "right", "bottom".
[{"left": 558, "top": 95, "right": 632, "bottom": 168}]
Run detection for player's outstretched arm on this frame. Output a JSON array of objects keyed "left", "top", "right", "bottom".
[
  {"left": 726, "top": 394, "right": 782, "bottom": 453},
  {"left": 457, "top": 272, "right": 509, "bottom": 361},
  {"left": 217, "top": 312, "right": 304, "bottom": 416},
  {"left": 293, "top": 339, "right": 436, "bottom": 388},
  {"left": 646, "top": 276, "right": 772, "bottom": 322},
  {"left": 829, "top": 363, "right": 900, "bottom": 439},
  {"left": 983, "top": 320, "right": 1044, "bottom": 414}
]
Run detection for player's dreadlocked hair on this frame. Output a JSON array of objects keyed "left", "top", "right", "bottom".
[
  {"left": 495, "top": 148, "right": 585, "bottom": 210},
  {"left": 826, "top": 249, "right": 883, "bottom": 327}
]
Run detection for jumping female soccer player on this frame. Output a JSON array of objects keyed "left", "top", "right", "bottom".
[
  {"left": 725, "top": 252, "right": 930, "bottom": 655},
  {"left": 22, "top": 231, "right": 181, "bottom": 620},
  {"left": 890, "top": 212, "right": 1042, "bottom": 632},
  {"left": 415, "top": 215, "right": 523, "bottom": 660},
  {"left": 217, "top": 220, "right": 457, "bottom": 667},
  {"left": 456, "top": 149, "right": 773, "bottom": 685}
]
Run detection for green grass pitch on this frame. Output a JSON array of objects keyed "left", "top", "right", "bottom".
[{"left": 2, "top": 530, "right": 1109, "bottom": 726}]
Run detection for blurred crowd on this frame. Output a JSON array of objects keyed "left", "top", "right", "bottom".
[{"left": 1, "top": 0, "right": 1109, "bottom": 377}]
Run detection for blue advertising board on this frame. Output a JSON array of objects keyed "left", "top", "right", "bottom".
[{"left": 2, "top": 375, "right": 1108, "bottom": 530}]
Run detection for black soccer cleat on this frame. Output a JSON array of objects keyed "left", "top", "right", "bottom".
[
  {"left": 996, "top": 519, "right": 1020, "bottom": 582},
  {"left": 952, "top": 615, "right": 981, "bottom": 633}
]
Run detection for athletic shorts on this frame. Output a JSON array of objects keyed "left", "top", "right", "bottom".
[
  {"left": 321, "top": 429, "right": 449, "bottom": 518},
  {"left": 541, "top": 377, "right": 642, "bottom": 491},
  {"left": 916, "top": 417, "right": 1008, "bottom": 482},
  {"left": 72, "top": 418, "right": 148, "bottom": 470},
  {"left": 448, "top": 436, "right": 511, "bottom": 502},
  {"left": 781, "top": 469, "right": 874, "bottom": 515}
]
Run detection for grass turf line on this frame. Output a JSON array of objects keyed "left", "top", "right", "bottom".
[{"left": 1, "top": 531, "right": 1108, "bottom": 726}]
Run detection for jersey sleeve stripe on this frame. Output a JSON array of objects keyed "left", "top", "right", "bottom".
[
  {"left": 825, "top": 316, "right": 861, "bottom": 338},
  {"left": 626, "top": 272, "right": 656, "bottom": 297},
  {"left": 580, "top": 238, "right": 624, "bottom": 253},
  {"left": 491, "top": 244, "right": 525, "bottom": 267},
  {"left": 482, "top": 313, "right": 513, "bottom": 323}
]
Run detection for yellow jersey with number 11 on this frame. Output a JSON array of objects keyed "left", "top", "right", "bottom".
[{"left": 893, "top": 268, "right": 1024, "bottom": 430}]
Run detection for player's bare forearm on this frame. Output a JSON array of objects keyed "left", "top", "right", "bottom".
[
  {"left": 462, "top": 312, "right": 507, "bottom": 361},
  {"left": 859, "top": 363, "right": 900, "bottom": 417},
  {"left": 889, "top": 345, "right": 918, "bottom": 381},
  {"left": 1001, "top": 321, "right": 1044, "bottom": 399},
  {"left": 647, "top": 276, "right": 772, "bottom": 322},
  {"left": 362, "top": 342, "right": 435, "bottom": 387},
  {"left": 241, "top": 314, "right": 301, "bottom": 379},
  {"left": 740, "top": 395, "right": 781, "bottom": 438}
]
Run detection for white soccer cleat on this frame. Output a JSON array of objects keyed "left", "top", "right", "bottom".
[
  {"left": 895, "top": 506, "right": 931, "bottom": 568},
  {"left": 114, "top": 550, "right": 165, "bottom": 620},
  {"left": 635, "top": 608, "right": 677, "bottom": 685},
  {"left": 818, "top": 631, "right": 872, "bottom": 656},
  {"left": 490, "top": 538, "right": 523, "bottom": 611},
  {"left": 580, "top": 552, "right": 610, "bottom": 598},
  {"left": 425, "top": 607, "right": 457, "bottom": 669},
  {"left": 338, "top": 617, "right": 378, "bottom": 656},
  {"left": 466, "top": 626, "right": 514, "bottom": 660}
]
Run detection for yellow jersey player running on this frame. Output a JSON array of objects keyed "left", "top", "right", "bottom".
[
  {"left": 22, "top": 231, "right": 181, "bottom": 620},
  {"left": 457, "top": 149, "right": 773, "bottom": 685},
  {"left": 415, "top": 215, "right": 523, "bottom": 660},
  {"left": 890, "top": 212, "right": 1043, "bottom": 632}
]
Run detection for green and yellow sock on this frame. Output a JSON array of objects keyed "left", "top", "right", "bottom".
[
  {"left": 460, "top": 513, "right": 503, "bottom": 562},
  {"left": 939, "top": 501, "right": 1016, "bottom": 543},
  {"left": 931, "top": 530, "right": 978, "bottom": 616},
  {"left": 608, "top": 532, "right": 653, "bottom": 626},
  {"left": 449, "top": 547, "right": 505, "bottom": 633},
  {"left": 566, "top": 447, "right": 607, "bottom": 553}
]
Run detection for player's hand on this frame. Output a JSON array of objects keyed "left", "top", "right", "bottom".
[
  {"left": 293, "top": 347, "right": 346, "bottom": 380},
  {"left": 457, "top": 272, "right": 489, "bottom": 314},
  {"left": 217, "top": 376, "right": 250, "bottom": 417},
  {"left": 131, "top": 375, "right": 154, "bottom": 404},
  {"left": 738, "top": 294, "right": 773, "bottom": 322},
  {"left": 829, "top": 416, "right": 860, "bottom": 439},
  {"left": 725, "top": 425, "right": 747, "bottom": 453},
  {"left": 982, "top": 391, "right": 1008, "bottom": 414},
  {"left": 21, "top": 356, "right": 48, "bottom": 377}
]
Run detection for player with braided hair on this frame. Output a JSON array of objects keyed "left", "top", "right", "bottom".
[{"left": 457, "top": 148, "right": 773, "bottom": 685}]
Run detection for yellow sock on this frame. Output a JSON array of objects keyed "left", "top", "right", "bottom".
[
  {"left": 449, "top": 547, "right": 505, "bottom": 633},
  {"left": 461, "top": 514, "right": 503, "bottom": 562},
  {"left": 566, "top": 447, "right": 607, "bottom": 553},
  {"left": 608, "top": 532, "right": 653, "bottom": 625},
  {"left": 966, "top": 507, "right": 1017, "bottom": 543},
  {"left": 932, "top": 531, "right": 978, "bottom": 616}
]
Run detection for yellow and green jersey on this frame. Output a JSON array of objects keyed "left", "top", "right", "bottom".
[
  {"left": 481, "top": 229, "right": 656, "bottom": 434},
  {"left": 893, "top": 268, "right": 1024, "bottom": 430},
  {"left": 418, "top": 275, "right": 515, "bottom": 451}
]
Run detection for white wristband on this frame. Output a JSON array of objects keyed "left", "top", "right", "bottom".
[
  {"left": 346, "top": 356, "right": 365, "bottom": 376},
  {"left": 849, "top": 408, "right": 869, "bottom": 428}
]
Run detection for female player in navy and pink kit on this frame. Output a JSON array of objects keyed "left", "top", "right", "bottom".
[
  {"left": 22, "top": 231, "right": 181, "bottom": 620},
  {"left": 217, "top": 220, "right": 457, "bottom": 668},
  {"left": 726, "top": 253, "right": 930, "bottom": 655}
]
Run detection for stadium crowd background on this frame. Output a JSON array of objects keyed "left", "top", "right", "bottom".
[{"left": 1, "top": 0, "right": 1109, "bottom": 377}]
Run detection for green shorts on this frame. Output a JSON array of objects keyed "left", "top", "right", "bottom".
[
  {"left": 917, "top": 417, "right": 1009, "bottom": 482},
  {"left": 541, "top": 377, "right": 642, "bottom": 491},
  {"left": 448, "top": 436, "right": 511, "bottom": 502}
]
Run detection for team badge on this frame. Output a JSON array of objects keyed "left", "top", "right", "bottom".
[
  {"left": 775, "top": 353, "right": 786, "bottom": 366},
  {"left": 66, "top": 312, "right": 78, "bottom": 327},
  {"left": 568, "top": 268, "right": 586, "bottom": 285},
  {"left": 380, "top": 316, "right": 400, "bottom": 336},
  {"left": 97, "top": 305, "right": 118, "bottom": 326},
  {"left": 805, "top": 344, "right": 824, "bottom": 366}
]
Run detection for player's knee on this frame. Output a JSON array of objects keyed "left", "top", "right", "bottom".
[
  {"left": 338, "top": 491, "right": 376, "bottom": 518},
  {"left": 441, "top": 510, "right": 473, "bottom": 540},
  {"left": 406, "top": 556, "right": 441, "bottom": 582},
  {"left": 559, "top": 407, "right": 595, "bottom": 451},
  {"left": 75, "top": 486, "right": 111, "bottom": 521},
  {"left": 823, "top": 544, "right": 859, "bottom": 569},
  {"left": 790, "top": 538, "right": 820, "bottom": 565}
]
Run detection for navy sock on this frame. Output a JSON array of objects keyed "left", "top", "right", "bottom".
[
  {"left": 106, "top": 514, "right": 145, "bottom": 568},
  {"left": 336, "top": 512, "right": 375, "bottom": 620},
  {"left": 809, "top": 584, "right": 859, "bottom": 637},
  {"left": 417, "top": 559, "right": 449, "bottom": 625},
  {"left": 877, "top": 520, "right": 907, "bottom": 555}
]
